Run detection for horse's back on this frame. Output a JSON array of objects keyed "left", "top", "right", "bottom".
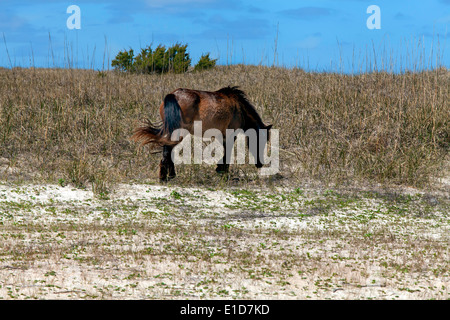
[{"left": 163, "top": 88, "right": 238, "bottom": 134}]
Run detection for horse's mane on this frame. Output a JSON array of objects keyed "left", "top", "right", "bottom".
[{"left": 217, "top": 86, "right": 265, "bottom": 129}]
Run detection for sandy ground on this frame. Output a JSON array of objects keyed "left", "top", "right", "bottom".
[{"left": 0, "top": 182, "right": 448, "bottom": 300}]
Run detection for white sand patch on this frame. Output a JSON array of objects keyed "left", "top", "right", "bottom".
[{"left": 0, "top": 182, "right": 448, "bottom": 300}]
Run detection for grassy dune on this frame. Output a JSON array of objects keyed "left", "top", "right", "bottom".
[{"left": 0, "top": 65, "right": 448, "bottom": 191}]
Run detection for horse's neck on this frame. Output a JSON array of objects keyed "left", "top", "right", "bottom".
[{"left": 239, "top": 106, "right": 262, "bottom": 131}]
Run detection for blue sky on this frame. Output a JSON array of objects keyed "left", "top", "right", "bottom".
[{"left": 1, "top": 0, "right": 449, "bottom": 72}]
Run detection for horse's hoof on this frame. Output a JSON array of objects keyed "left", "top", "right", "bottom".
[
  {"left": 160, "top": 175, "right": 175, "bottom": 182},
  {"left": 168, "top": 174, "right": 176, "bottom": 180},
  {"left": 216, "top": 165, "right": 229, "bottom": 174}
]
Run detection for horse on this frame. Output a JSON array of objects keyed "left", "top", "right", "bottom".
[{"left": 131, "top": 86, "right": 272, "bottom": 181}]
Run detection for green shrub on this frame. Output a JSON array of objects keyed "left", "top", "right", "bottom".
[
  {"left": 133, "top": 46, "right": 153, "bottom": 73},
  {"left": 134, "top": 43, "right": 191, "bottom": 74},
  {"left": 194, "top": 53, "right": 217, "bottom": 72},
  {"left": 112, "top": 43, "right": 215, "bottom": 74},
  {"left": 111, "top": 48, "right": 134, "bottom": 72},
  {"left": 167, "top": 43, "right": 191, "bottom": 73}
]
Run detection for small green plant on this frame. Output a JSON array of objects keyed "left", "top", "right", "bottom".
[{"left": 171, "top": 190, "right": 182, "bottom": 199}]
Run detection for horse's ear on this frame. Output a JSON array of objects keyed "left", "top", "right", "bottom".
[{"left": 265, "top": 124, "right": 273, "bottom": 130}]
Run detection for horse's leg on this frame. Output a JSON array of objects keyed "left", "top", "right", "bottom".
[
  {"left": 216, "top": 140, "right": 229, "bottom": 174},
  {"left": 216, "top": 135, "right": 235, "bottom": 174},
  {"left": 253, "top": 131, "right": 267, "bottom": 168},
  {"left": 159, "top": 145, "right": 176, "bottom": 181}
]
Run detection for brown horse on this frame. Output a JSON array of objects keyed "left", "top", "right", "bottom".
[{"left": 131, "top": 86, "right": 272, "bottom": 181}]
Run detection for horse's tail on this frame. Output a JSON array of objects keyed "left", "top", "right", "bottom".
[
  {"left": 162, "top": 94, "right": 182, "bottom": 137},
  {"left": 131, "top": 93, "right": 182, "bottom": 147}
]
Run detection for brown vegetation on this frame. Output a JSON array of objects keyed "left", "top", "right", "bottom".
[{"left": 0, "top": 65, "right": 448, "bottom": 191}]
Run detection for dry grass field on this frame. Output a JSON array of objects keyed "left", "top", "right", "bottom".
[
  {"left": 0, "top": 65, "right": 448, "bottom": 188},
  {"left": 0, "top": 65, "right": 449, "bottom": 299}
]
